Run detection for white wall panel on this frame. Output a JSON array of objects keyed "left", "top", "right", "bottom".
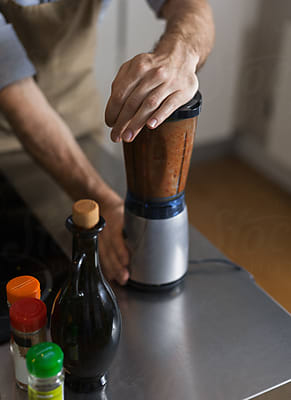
[
  {"left": 267, "top": 20, "right": 291, "bottom": 171},
  {"left": 196, "top": 0, "right": 260, "bottom": 145}
]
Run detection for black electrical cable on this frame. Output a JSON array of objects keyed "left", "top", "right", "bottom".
[
  {"left": 188, "top": 258, "right": 242, "bottom": 271},
  {"left": 187, "top": 258, "right": 254, "bottom": 279},
  {"left": 187, "top": 258, "right": 255, "bottom": 280}
]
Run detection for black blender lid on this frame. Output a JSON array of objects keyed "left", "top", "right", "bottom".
[{"left": 166, "top": 91, "right": 202, "bottom": 121}]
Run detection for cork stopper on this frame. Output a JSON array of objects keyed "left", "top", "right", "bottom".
[{"left": 72, "top": 199, "right": 100, "bottom": 229}]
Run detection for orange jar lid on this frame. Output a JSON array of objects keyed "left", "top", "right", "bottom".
[{"left": 6, "top": 275, "right": 41, "bottom": 305}]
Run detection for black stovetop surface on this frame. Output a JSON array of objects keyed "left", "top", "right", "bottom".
[{"left": 0, "top": 172, "right": 70, "bottom": 342}]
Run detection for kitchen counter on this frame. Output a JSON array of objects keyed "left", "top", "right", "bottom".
[{"left": 0, "top": 135, "right": 291, "bottom": 400}]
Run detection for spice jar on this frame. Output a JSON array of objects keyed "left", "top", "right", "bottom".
[
  {"left": 26, "top": 342, "right": 64, "bottom": 400},
  {"left": 6, "top": 275, "right": 41, "bottom": 307},
  {"left": 9, "top": 298, "right": 47, "bottom": 390}
]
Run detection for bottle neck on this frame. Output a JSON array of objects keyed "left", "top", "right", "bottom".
[
  {"left": 72, "top": 234, "right": 99, "bottom": 267},
  {"left": 65, "top": 216, "right": 106, "bottom": 293},
  {"left": 70, "top": 233, "right": 104, "bottom": 296}
]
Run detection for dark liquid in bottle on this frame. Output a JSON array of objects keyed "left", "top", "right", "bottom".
[
  {"left": 50, "top": 216, "right": 121, "bottom": 392},
  {"left": 51, "top": 283, "right": 120, "bottom": 391}
]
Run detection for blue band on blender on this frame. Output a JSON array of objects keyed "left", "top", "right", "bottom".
[{"left": 125, "top": 191, "right": 185, "bottom": 219}]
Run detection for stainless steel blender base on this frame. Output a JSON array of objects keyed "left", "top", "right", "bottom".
[{"left": 124, "top": 207, "right": 189, "bottom": 287}]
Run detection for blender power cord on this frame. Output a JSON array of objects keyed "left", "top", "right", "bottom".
[
  {"left": 187, "top": 258, "right": 254, "bottom": 280},
  {"left": 188, "top": 258, "right": 242, "bottom": 270}
]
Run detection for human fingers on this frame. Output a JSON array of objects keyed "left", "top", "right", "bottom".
[
  {"left": 111, "top": 229, "right": 130, "bottom": 267},
  {"left": 110, "top": 69, "right": 170, "bottom": 142},
  {"left": 122, "top": 79, "right": 197, "bottom": 142},
  {"left": 147, "top": 76, "right": 199, "bottom": 130},
  {"left": 99, "top": 235, "right": 129, "bottom": 285},
  {"left": 103, "top": 202, "right": 130, "bottom": 267},
  {"left": 115, "top": 70, "right": 198, "bottom": 142},
  {"left": 105, "top": 54, "right": 152, "bottom": 130},
  {"left": 117, "top": 83, "right": 173, "bottom": 142}
]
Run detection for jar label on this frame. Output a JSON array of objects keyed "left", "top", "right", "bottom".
[
  {"left": 28, "top": 384, "right": 63, "bottom": 399},
  {"left": 11, "top": 340, "right": 28, "bottom": 385}
]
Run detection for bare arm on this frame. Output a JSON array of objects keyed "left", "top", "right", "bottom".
[
  {"left": 158, "top": 0, "right": 215, "bottom": 70},
  {"left": 0, "top": 77, "right": 129, "bottom": 284},
  {"left": 105, "top": 0, "right": 215, "bottom": 142}
]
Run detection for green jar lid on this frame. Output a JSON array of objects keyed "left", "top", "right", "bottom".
[{"left": 26, "top": 342, "right": 63, "bottom": 378}]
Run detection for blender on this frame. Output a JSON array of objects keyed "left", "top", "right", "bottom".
[{"left": 123, "top": 91, "right": 202, "bottom": 289}]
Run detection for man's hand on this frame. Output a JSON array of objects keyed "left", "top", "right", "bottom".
[
  {"left": 105, "top": 0, "right": 214, "bottom": 143},
  {"left": 105, "top": 43, "right": 199, "bottom": 143},
  {"left": 99, "top": 195, "right": 130, "bottom": 285},
  {"left": 0, "top": 78, "right": 130, "bottom": 285}
]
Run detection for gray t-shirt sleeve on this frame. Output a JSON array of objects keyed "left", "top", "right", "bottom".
[
  {"left": 0, "top": 13, "right": 36, "bottom": 91},
  {"left": 146, "top": 0, "right": 167, "bottom": 16}
]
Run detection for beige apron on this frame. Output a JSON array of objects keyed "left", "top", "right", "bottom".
[{"left": 0, "top": 0, "right": 103, "bottom": 151}]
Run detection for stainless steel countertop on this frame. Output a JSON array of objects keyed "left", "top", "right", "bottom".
[{"left": 0, "top": 135, "right": 291, "bottom": 400}]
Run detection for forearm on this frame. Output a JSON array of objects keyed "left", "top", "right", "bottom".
[
  {"left": 158, "top": 0, "right": 215, "bottom": 70},
  {"left": 0, "top": 78, "right": 118, "bottom": 207}
]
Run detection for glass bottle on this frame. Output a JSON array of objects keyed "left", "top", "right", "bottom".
[
  {"left": 50, "top": 199, "right": 121, "bottom": 392},
  {"left": 26, "top": 342, "right": 64, "bottom": 400}
]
